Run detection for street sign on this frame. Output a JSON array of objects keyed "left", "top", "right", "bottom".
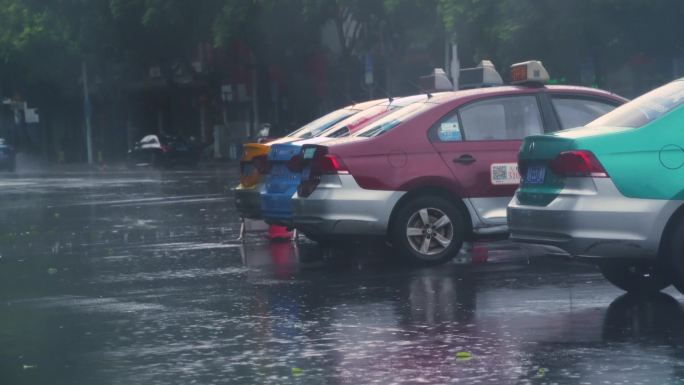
[{"left": 364, "top": 54, "right": 373, "bottom": 85}]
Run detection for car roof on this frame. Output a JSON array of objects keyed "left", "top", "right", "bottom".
[
  {"left": 344, "top": 98, "right": 388, "bottom": 111},
  {"left": 388, "top": 92, "right": 452, "bottom": 107},
  {"left": 545, "top": 85, "right": 627, "bottom": 100},
  {"left": 423, "top": 85, "right": 625, "bottom": 106}
]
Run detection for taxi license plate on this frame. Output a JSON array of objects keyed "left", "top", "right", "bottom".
[{"left": 525, "top": 165, "right": 546, "bottom": 184}]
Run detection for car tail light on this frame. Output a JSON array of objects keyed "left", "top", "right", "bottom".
[
  {"left": 252, "top": 155, "right": 271, "bottom": 174},
  {"left": 287, "top": 154, "right": 303, "bottom": 172},
  {"left": 313, "top": 154, "right": 348, "bottom": 175},
  {"left": 549, "top": 150, "right": 608, "bottom": 178},
  {"left": 297, "top": 146, "right": 348, "bottom": 197}
]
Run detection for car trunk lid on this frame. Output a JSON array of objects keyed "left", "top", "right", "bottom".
[
  {"left": 517, "top": 135, "right": 576, "bottom": 206},
  {"left": 266, "top": 142, "right": 305, "bottom": 193}
]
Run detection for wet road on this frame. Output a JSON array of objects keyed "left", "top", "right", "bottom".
[{"left": 1, "top": 167, "right": 683, "bottom": 385}]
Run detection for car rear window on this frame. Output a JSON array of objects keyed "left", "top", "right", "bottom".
[
  {"left": 551, "top": 97, "right": 617, "bottom": 129},
  {"left": 587, "top": 80, "right": 684, "bottom": 129},
  {"left": 287, "top": 108, "right": 358, "bottom": 139},
  {"left": 316, "top": 104, "right": 392, "bottom": 138},
  {"left": 355, "top": 102, "right": 431, "bottom": 137}
]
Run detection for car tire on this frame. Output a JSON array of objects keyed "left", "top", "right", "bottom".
[
  {"left": 668, "top": 219, "right": 684, "bottom": 295},
  {"left": 598, "top": 260, "right": 672, "bottom": 294},
  {"left": 390, "top": 195, "right": 466, "bottom": 265}
]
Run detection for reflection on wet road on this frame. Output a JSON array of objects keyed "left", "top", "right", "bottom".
[{"left": 1, "top": 168, "right": 683, "bottom": 385}]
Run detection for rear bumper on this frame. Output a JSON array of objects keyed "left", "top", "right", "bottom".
[
  {"left": 261, "top": 156, "right": 301, "bottom": 226},
  {"left": 292, "top": 175, "right": 404, "bottom": 237},
  {"left": 508, "top": 178, "right": 677, "bottom": 259},
  {"left": 261, "top": 189, "right": 296, "bottom": 226},
  {"left": 234, "top": 185, "right": 263, "bottom": 219}
]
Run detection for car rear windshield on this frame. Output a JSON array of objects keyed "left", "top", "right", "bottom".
[
  {"left": 355, "top": 102, "right": 431, "bottom": 137},
  {"left": 316, "top": 104, "right": 392, "bottom": 138},
  {"left": 587, "top": 80, "right": 684, "bottom": 129},
  {"left": 287, "top": 108, "right": 358, "bottom": 139}
]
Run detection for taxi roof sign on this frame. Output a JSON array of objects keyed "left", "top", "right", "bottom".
[
  {"left": 510, "top": 60, "right": 549, "bottom": 85},
  {"left": 458, "top": 60, "right": 504, "bottom": 89},
  {"left": 419, "top": 68, "right": 454, "bottom": 92}
]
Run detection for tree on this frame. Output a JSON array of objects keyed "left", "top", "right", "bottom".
[{"left": 436, "top": 0, "right": 684, "bottom": 92}]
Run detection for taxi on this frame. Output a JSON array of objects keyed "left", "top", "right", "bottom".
[
  {"left": 508, "top": 78, "right": 684, "bottom": 295},
  {"left": 261, "top": 94, "right": 435, "bottom": 227},
  {"left": 234, "top": 99, "right": 384, "bottom": 222},
  {"left": 293, "top": 61, "right": 626, "bottom": 264}
]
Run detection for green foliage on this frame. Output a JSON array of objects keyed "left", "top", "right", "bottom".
[
  {"left": 436, "top": 0, "right": 684, "bottom": 82},
  {"left": 0, "top": 0, "right": 71, "bottom": 60},
  {"left": 213, "top": 0, "right": 264, "bottom": 47},
  {"left": 0, "top": 0, "right": 683, "bottom": 123}
]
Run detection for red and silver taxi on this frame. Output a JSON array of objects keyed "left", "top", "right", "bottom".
[{"left": 293, "top": 61, "right": 627, "bottom": 264}]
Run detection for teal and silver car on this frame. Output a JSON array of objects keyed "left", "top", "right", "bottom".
[{"left": 508, "top": 79, "right": 684, "bottom": 294}]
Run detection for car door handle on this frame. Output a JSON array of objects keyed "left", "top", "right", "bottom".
[{"left": 453, "top": 154, "right": 476, "bottom": 165}]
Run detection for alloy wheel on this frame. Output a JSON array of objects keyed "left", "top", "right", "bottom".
[{"left": 405, "top": 207, "right": 454, "bottom": 258}]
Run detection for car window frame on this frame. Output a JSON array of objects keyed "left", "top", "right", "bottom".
[{"left": 428, "top": 93, "right": 545, "bottom": 143}]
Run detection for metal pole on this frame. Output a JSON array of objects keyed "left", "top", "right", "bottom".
[
  {"left": 450, "top": 42, "right": 460, "bottom": 91},
  {"left": 251, "top": 69, "right": 259, "bottom": 138},
  {"left": 82, "top": 61, "right": 93, "bottom": 164}
]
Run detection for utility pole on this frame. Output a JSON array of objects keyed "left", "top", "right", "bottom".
[
  {"left": 450, "top": 41, "right": 460, "bottom": 91},
  {"left": 82, "top": 61, "right": 93, "bottom": 165},
  {"left": 250, "top": 53, "right": 259, "bottom": 139},
  {"left": 446, "top": 33, "right": 460, "bottom": 91}
]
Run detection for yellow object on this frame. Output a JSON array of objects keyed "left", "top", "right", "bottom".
[
  {"left": 291, "top": 367, "right": 303, "bottom": 376},
  {"left": 455, "top": 352, "right": 472, "bottom": 361},
  {"left": 239, "top": 143, "right": 270, "bottom": 188}
]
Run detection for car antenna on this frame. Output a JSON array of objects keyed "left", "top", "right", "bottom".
[
  {"left": 374, "top": 84, "right": 393, "bottom": 103},
  {"left": 407, "top": 80, "right": 432, "bottom": 99}
]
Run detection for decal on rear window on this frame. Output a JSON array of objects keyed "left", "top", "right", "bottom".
[
  {"left": 438, "top": 122, "right": 462, "bottom": 141},
  {"left": 490, "top": 163, "right": 520, "bottom": 185}
]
